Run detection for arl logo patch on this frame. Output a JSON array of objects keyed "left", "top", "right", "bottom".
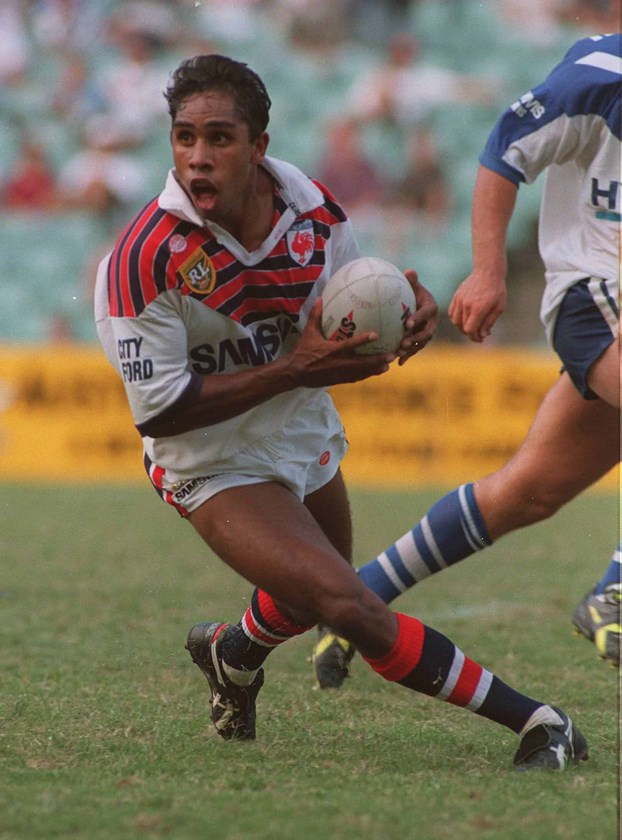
[
  {"left": 179, "top": 247, "right": 216, "bottom": 294},
  {"left": 286, "top": 219, "right": 315, "bottom": 267}
]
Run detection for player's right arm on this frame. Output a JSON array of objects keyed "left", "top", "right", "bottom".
[
  {"left": 102, "top": 285, "right": 393, "bottom": 440},
  {"left": 448, "top": 166, "right": 518, "bottom": 343},
  {"left": 138, "top": 298, "right": 393, "bottom": 438}
]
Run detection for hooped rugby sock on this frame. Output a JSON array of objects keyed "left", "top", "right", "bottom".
[
  {"left": 594, "top": 544, "right": 622, "bottom": 594},
  {"left": 363, "top": 612, "right": 543, "bottom": 733},
  {"left": 357, "top": 484, "right": 491, "bottom": 603},
  {"left": 221, "top": 588, "right": 312, "bottom": 681}
]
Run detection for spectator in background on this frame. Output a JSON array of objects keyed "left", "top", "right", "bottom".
[
  {"left": 184, "top": 0, "right": 264, "bottom": 46},
  {"left": 271, "top": 0, "right": 352, "bottom": 59},
  {"left": 349, "top": 0, "right": 416, "bottom": 46},
  {"left": 0, "top": 1, "right": 31, "bottom": 88},
  {"left": 89, "top": 3, "right": 175, "bottom": 148},
  {"left": 30, "top": 0, "right": 108, "bottom": 56},
  {"left": 316, "top": 117, "right": 387, "bottom": 215},
  {"left": 1, "top": 134, "right": 59, "bottom": 211},
  {"left": 387, "top": 124, "right": 452, "bottom": 230},
  {"left": 49, "top": 52, "right": 107, "bottom": 130},
  {"left": 496, "top": 0, "right": 566, "bottom": 46},
  {"left": 347, "top": 32, "right": 496, "bottom": 128},
  {"left": 57, "top": 117, "right": 148, "bottom": 228}
]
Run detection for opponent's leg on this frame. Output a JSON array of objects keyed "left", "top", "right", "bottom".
[
  {"left": 358, "top": 482, "right": 491, "bottom": 601},
  {"left": 358, "top": 374, "right": 618, "bottom": 602},
  {"left": 583, "top": 327, "right": 620, "bottom": 409},
  {"left": 593, "top": 546, "right": 622, "bottom": 594},
  {"left": 186, "top": 481, "right": 586, "bottom": 767}
]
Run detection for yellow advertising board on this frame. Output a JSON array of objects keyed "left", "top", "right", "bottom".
[
  {"left": 0, "top": 344, "right": 618, "bottom": 490},
  {"left": 0, "top": 346, "right": 142, "bottom": 482},
  {"left": 331, "top": 346, "right": 619, "bottom": 491}
]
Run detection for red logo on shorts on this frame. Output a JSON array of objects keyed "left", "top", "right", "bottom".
[{"left": 319, "top": 450, "right": 331, "bottom": 466}]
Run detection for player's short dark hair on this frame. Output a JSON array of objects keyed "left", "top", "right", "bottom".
[{"left": 164, "top": 54, "right": 271, "bottom": 139}]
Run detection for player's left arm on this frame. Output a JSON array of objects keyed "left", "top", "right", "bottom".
[{"left": 396, "top": 270, "right": 439, "bottom": 365}]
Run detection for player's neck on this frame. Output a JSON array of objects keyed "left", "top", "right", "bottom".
[{"left": 222, "top": 167, "right": 275, "bottom": 252}]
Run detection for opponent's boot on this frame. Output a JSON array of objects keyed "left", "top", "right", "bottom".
[
  {"left": 572, "top": 583, "right": 621, "bottom": 667},
  {"left": 311, "top": 625, "right": 356, "bottom": 689}
]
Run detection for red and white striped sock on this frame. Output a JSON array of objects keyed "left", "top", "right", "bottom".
[
  {"left": 220, "top": 588, "right": 312, "bottom": 681},
  {"left": 363, "top": 612, "right": 543, "bottom": 733}
]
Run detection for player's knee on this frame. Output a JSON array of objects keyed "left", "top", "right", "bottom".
[
  {"left": 509, "top": 486, "right": 568, "bottom": 526},
  {"left": 488, "top": 471, "right": 571, "bottom": 527},
  {"left": 316, "top": 587, "right": 389, "bottom": 641}
]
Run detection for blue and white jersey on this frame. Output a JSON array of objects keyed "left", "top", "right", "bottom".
[{"left": 480, "top": 33, "right": 621, "bottom": 344}]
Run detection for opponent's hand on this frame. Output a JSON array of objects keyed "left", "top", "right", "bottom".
[
  {"left": 396, "top": 270, "right": 439, "bottom": 366},
  {"left": 448, "top": 270, "right": 507, "bottom": 343},
  {"left": 289, "top": 298, "right": 394, "bottom": 387}
]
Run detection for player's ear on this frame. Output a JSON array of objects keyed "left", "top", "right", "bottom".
[{"left": 251, "top": 131, "right": 269, "bottom": 164}]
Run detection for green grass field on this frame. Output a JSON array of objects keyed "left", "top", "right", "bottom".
[{"left": 1, "top": 483, "right": 619, "bottom": 840}]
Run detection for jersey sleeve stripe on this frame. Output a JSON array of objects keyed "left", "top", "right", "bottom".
[
  {"left": 575, "top": 51, "right": 622, "bottom": 75},
  {"left": 109, "top": 203, "right": 190, "bottom": 317},
  {"left": 136, "top": 371, "right": 203, "bottom": 437}
]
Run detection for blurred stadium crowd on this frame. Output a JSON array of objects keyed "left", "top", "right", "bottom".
[{"left": 0, "top": 0, "right": 610, "bottom": 344}]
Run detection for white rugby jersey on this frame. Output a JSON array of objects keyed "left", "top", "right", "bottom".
[
  {"left": 479, "top": 33, "right": 621, "bottom": 344},
  {"left": 94, "top": 156, "right": 360, "bottom": 480}
]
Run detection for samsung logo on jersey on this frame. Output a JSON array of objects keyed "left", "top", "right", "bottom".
[
  {"left": 510, "top": 92, "right": 545, "bottom": 119},
  {"left": 189, "top": 317, "right": 298, "bottom": 375}
]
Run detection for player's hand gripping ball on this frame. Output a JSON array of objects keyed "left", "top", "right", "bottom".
[{"left": 321, "top": 257, "right": 416, "bottom": 354}]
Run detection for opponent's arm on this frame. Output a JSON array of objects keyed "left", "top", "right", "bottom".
[{"left": 448, "top": 166, "right": 518, "bottom": 343}]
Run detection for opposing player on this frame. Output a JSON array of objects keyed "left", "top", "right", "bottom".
[
  {"left": 95, "top": 54, "right": 586, "bottom": 770},
  {"left": 314, "top": 32, "right": 621, "bottom": 687}
]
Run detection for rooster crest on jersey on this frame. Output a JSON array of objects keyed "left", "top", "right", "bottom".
[
  {"left": 286, "top": 219, "right": 315, "bottom": 266},
  {"left": 321, "top": 257, "right": 416, "bottom": 355}
]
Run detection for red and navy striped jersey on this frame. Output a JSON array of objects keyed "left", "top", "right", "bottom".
[
  {"left": 94, "top": 156, "right": 360, "bottom": 477},
  {"left": 107, "top": 176, "right": 349, "bottom": 329}
]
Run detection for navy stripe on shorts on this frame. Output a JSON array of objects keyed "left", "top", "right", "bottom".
[{"left": 553, "top": 277, "right": 618, "bottom": 399}]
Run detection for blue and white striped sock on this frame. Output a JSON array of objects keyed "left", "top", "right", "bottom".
[
  {"left": 357, "top": 484, "right": 491, "bottom": 603},
  {"left": 594, "top": 544, "right": 622, "bottom": 594}
]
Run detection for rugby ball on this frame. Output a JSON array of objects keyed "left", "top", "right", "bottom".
[{"left": 321, "top": 257, "right": 415, "bottom": 354}]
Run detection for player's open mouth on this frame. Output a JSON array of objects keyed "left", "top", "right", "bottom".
[{"left": 190, "top": 179, "right": 218, "bottom": 211}]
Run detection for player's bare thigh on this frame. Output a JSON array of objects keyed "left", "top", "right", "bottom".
[
  {"left": 303, "top": 468, "right": 353, "bottom": 562},
  {"left": 188, "top": 480, "right": 394, "bottom": 654},
  {"left": 475, "top": 372, "right": 619, "bottom": 538},
  {"left": 587, "top": 335, "right": 621, "bottom": 409}
]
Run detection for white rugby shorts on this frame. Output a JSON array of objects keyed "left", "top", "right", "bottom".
[{"left": 146, "top": 420, "right": 348, "bottom": 516}]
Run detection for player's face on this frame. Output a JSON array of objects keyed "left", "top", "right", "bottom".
[{"left": 171, "top": 90, "right": 268, "bottom": 224}]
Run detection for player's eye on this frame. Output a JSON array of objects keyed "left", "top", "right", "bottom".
[
  {"left": 174, "top": 129, "right": 194, "bottom": 144},
  {"left": 210, "top": 131, "right": 230, "bottom": 145}
]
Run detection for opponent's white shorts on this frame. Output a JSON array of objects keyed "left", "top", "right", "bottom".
[{"left": 145, "top": 423, "right": 348, "bottom": 517}]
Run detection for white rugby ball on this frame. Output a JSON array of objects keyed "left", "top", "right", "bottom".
[{"left": 321, "top": 257, "right": 416, "bottom": 354}]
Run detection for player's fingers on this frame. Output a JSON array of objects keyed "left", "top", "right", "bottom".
[
  {"left": 338, "top": 331, "right": 393, "bottom": 358},
  {"left": 403, "top": 268, "right": 419, "bottom": 290},
  {"left": 307, "top": 297, "right": 323, "bottom": 324},
  {"left": 461, "top": 312, "right": 487, "bottom": 342}
]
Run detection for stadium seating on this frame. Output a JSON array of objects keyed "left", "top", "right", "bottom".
[{"left": 0, "top": 0, "right": 573, "bottom": 342}]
